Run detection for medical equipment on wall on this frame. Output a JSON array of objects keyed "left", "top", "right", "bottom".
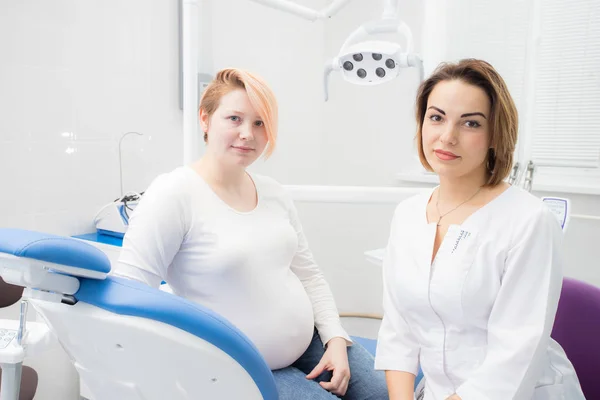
[
  {"left": 118, "top": 131, "right": 144, "bottom": 197},
  {"left": 511, "top": 160, "right": 572, "bottom": 233},
  {"left": 542, "top": 197, "right": 571, "bottom": 232},
  {"left": 93, "top": 192, "right": 143, "bottom": 238},
  {"left": 248, "top": 0, "right": 424, "bottom": 100},
  {"left": 93, "top": 131, "right": 146, "bottom": 238},
  {"left": 0, "top": 229, "right": 279, "bottom": 400}
]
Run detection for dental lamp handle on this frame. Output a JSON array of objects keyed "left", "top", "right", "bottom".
[
  {"left": 408, "top": 54, "right": 424, "bottom": 82},
  {"left": 395, "top": 53, "right": 424, "bottom": 82},
  {"left": 395, "top": 20, "right": 413, "bottom": 54},
  {"left": 323, "top": 59, "right": 340, "bottom": 101}
]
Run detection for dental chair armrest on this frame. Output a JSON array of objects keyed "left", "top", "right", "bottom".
[{"left": 0, "top": 229, "right": 111, "bottom": 281}]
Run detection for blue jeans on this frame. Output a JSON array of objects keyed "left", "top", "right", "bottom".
[{"left": 273, "top": 329, "right": 389, "bottom": 399}]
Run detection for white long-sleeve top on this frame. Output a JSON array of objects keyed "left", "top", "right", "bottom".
[
  {"left": 113, "top": 166, "right": 351, "bottom": 370},
  {"left": 375, "top": 185, "right": 585, "bottom": 400}
]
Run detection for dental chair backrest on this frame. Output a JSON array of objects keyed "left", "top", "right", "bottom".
[{"left": 0, "top": 229, "right": 278, "bottom": 400}]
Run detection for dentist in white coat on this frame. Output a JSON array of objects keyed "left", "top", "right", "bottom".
[{"left": 375, "top": 59, "right": 585, "bottom": 400}]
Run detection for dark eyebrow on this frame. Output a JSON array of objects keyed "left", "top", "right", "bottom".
[
  {"left": 428, "top": 106, "right": 487, "bottom": 119},
  {"left": 428, "top": 106, "right": 445, "bottom": 115},
  {"left": 461, "top": 112, "right": 487, "bottom": 119}
]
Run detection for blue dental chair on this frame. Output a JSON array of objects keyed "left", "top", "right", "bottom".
[{"left": 0, "top": 228, "right": 278, "bottom": 400}]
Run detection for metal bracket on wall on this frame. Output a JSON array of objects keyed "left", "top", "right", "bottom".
[
  {"left": 523, "top": 160, "right": 535, "bottom": 192},
  {"left": 508, "top": 162, "right": 521, "bottom": 185}
]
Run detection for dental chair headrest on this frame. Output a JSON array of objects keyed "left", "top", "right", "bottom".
[{"left": 0, "top": 228, "right": 111, "bottom": 279}]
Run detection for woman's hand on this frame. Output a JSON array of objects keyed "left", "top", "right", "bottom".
[
  {"left": 305, "top": 337, "right": 351, "bottom": 396},
  {"left": 445, "top": 395, "right": 462, "bottom": 400}
]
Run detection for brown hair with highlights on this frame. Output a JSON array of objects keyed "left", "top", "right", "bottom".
[{"left": 415, "top": 59, "right": 518, "bottom": 186}]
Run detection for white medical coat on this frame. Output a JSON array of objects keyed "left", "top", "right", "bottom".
[{"left": 375, "top": 186, "right": 585, "bottom": 400}]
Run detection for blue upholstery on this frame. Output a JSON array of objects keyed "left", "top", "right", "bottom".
[
  {"left": 73, "top": 232, "right": 124, "bottom": 247},
  {"left": 76, "top": 276, "right": 278, "bottom": 400},
  {"left": 0, "top": 229, "right": 278, "bottom": 399},
  {"left": 351, "top": 336, "right": 377, "bottom": 356},
  {"left": 351, "top": 336, "right": 424, "bottom": 390},
  {"left": 0, "top": 228, "right": 111, "bottom": 274}
]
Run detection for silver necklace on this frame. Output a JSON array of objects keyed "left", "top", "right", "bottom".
[{"left": 435, "top": 186, "right": 483, "bottom": 227}]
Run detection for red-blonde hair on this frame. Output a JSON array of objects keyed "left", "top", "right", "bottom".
[{"left": 199, "top": 68, "right": 278, "bottom": 158}]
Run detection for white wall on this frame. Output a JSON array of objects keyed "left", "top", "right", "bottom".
[
  {"left": 0, "top": 0, "right": 183, "bottom": 238},
  {"left": 200, "top": 0, "right": 327, "bottom": 185},
  {"left": 0, "top": 1, "right": 183, "bottom": 398}
]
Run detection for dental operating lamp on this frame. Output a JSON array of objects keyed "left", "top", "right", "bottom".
[
  {"left": 248, "top": 0, "right": 424, "bottom": 100},
  {"left": 323, "top": 18, "right": 423, "bottom": 101}
]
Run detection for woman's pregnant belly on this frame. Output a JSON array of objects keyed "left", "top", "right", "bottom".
[
  {"left": 248, "top": 274, "right": 315, "bottom": 370},
  {"left": 187, "top": 270, "right": 316, "bottom": 370}
]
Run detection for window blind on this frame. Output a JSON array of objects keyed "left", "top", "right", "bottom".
[{"left": 531, "top": 0, "right": 600, "bottom": 168}]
